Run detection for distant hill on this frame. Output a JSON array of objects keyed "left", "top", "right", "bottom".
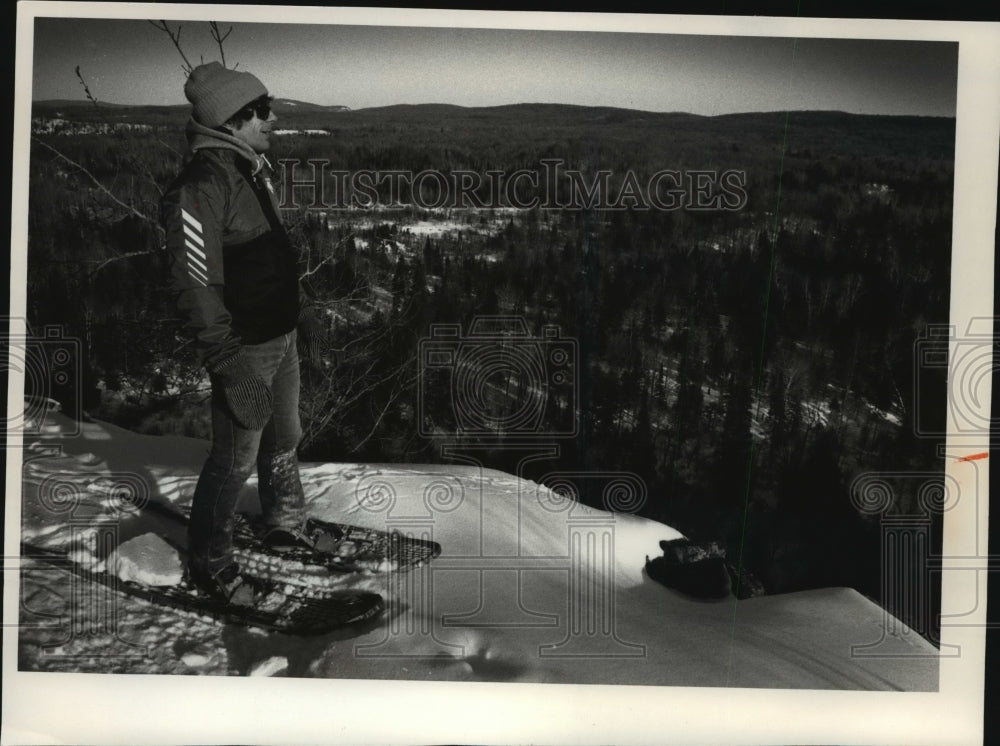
[
  {"left": 28, "top": 100, "right": 717, "bottom": 135},
  {"left": 32, "top": 98, "right": 351, "bottom": 117},
  {"left": 32, "top": 99, "right": 954, "bottom": 128},
  {"left": 29, "top": 100, "right": 955, "bottom": 165},
  {"left": 340, "top": 102, "right": 706, "bottom": 126},
  {"left": 32, "top": 98, "right": 141, "bottom": 109},
  {"left": 272, "top": 98, "right": 350, "bottom": 113}
]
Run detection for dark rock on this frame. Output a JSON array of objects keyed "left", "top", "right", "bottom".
[{"left": 645, "top": 538, "right": 732, "bottom": 599}]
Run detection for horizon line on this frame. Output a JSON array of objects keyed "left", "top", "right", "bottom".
[{"left": 29, "top": 98, "right": 956, "bottom": 119}]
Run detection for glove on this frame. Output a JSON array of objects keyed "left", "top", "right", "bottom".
[
  {"left": 297, "top": 305, "right": 331, "bottom": 368},
  {"left": 210, "top": 351, "right": 273, "bottom": 430}
]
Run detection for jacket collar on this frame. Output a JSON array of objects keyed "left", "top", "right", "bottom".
[{"left": 185, "top": 117, "right": 268, "bottom": 175}]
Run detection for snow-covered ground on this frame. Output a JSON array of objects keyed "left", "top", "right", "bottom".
[
  {"left": 11, "top": 409, "right": 938, "bottom": 691},
  {"left": 31, "top": 118, "right": 154, "bottom": 135},
  {"left": 272, "top": 129, "right": 331, "bottom": 136},
  {"left": 401, "top": 219, "right": 472, "bottom": 237}
]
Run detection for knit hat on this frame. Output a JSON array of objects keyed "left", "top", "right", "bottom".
[{"left": 184, "top": 61, "right": 269, "bottom": 128}]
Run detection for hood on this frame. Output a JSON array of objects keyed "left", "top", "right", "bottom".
[{"left": 185, "top": 117, "right": 269, "bottom": 175}]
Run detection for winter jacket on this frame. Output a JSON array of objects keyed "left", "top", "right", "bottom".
[{"left": 160, "top": 119, "right": 300, "bottom": 370}]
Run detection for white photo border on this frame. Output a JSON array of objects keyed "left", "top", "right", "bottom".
[{"left": 6, "top": 3, "right": 997, "bottom": 745}]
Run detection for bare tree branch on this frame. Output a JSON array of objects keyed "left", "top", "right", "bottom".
[
  {"left": 31, "top": 136, "right": 164, "bottom": 232},
  {"left": 296, "top": 272, "right": 423, "bottom": 451},
  {"left": 154, "top": 136, "right": 184, "bottom": 160},
  {"left": 85, "top": 249, "right": 161, "bottom": 280},
  {"left": 299, "top": 352, "right": 418, "bottom": 451},
  {"left": 71, "top": 67, "right": 169, "bottom": 197},
  {"left": 300, "top": 235, "right": 353, "bottom": 279},
  {"left": 209, "top": 22, "right": 233, "bottom": 68},
  {"left": 148, "top": 20, "right": 194, "bottom": 75},
  {"left": 75, "top": 66, "right": 113, "bottom": 127},
  {"left": 348, "top": 368, "right": 421, "bottom": 454}
]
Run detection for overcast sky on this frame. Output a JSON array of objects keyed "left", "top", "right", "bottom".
[{"left": 30, "top": 17, "right": 958, "bottom": 116}]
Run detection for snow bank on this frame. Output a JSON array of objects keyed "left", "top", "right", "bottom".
[{"left": 16, "top": 411, "right": 938, "bottom": 690}]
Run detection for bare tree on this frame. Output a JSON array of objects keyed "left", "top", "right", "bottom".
[{"left": 298, "top": 322, "right": 419, "bottom": 453}]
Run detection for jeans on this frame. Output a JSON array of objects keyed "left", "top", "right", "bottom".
[{"left": 188, "top": 330, "right": 307, "bottom": 576}]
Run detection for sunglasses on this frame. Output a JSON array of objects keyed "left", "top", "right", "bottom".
[{"left": 243, "top": 97, "right": 273, "bottom": 120}]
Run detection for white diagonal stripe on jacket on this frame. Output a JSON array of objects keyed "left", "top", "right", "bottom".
[
  {"left": 187, "top": 262, "right": 208, "bottom": 285},
  {"left": 185, "top": 238, "right": 207, "bottom": 262},
  {"left": 183, "top": 223, "right": 205, "bottom": 248},
  {"left": 181, "top": 207, "right": 203, "bottom": 233},
  {"left": 186, "top": 250, "right": 208, "bottom": 273}
]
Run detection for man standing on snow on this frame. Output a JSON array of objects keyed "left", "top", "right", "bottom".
[{"left": 160, "top": 62, "right": 325, "bottom": 604}]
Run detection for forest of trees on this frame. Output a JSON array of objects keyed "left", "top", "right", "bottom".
[{"left": 25, "top": 100, "right": 954, "bottom": 642}]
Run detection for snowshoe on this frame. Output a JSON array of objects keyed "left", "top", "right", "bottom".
[{"left": 22, "top": 541, "right": 385, "bottom": 636}]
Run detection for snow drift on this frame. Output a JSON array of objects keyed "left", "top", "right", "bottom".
[{"left": 15, "top": 409, "right": 938, "bottom": 689}]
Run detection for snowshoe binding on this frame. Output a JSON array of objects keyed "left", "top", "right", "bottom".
[
  {"left": 187, "top": 561, "right": 265, "bottom": 607},
  {"left": 260, "top": 524, "right": 343, "bottom": 555}
]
